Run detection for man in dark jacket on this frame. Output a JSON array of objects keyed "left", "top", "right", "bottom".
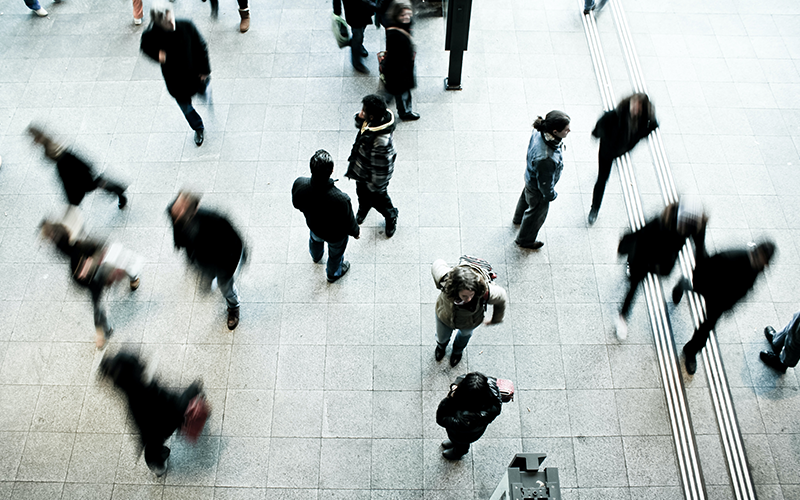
[
  {"left": 340, "top": 0, "right": 374, "bottom": 73},
  {"left": 141, "top": 5, "right": 211, "bottom": 146},
  {"left": 168, "top": 191, "right": 245, "bottom": 330},
  {"left": 28, "top": 125, "right": 128, "bottom": 209},
  {"left": 292, "top": 150, "right": 360, "bottom": 283},
  {"left": 346, "top": 94, "right": 399, "bottom": 237},
  {"left": 589, "top": 93, "right": 658, "bottom": 224},
  {"left": 100, "top": 351, "right": 203, "bottom": 476},
  {"left": 674, "top": 241, "right": 775, "bottom": 374}
]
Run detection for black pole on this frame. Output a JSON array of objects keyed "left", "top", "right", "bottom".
[{"left": 445, "top": 50, "right": 464, "bottom": 90}]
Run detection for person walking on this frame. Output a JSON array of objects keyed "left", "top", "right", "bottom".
[
  {"left": 675, "top": 241, "right": 775, "bottom": 375},
  {"left": 588, "top": 93, "right": 658, "bottom": 225},
  {"left": 761, "top": 312, "right": 800, "bottom": 374},
  {"left": 100, "top": 351, "right": 206, "bottom": 476},
  {"left": 23, "top": 0, "right": 48, "bottom": 16},
  {"left": 292, "top": 150, "right": 361, "bottom": 283},
  {"left": 28, "top": 125, "right": 128, "bottom": 210},
  {"left": 340, "top": 0, "right": 374, "bottom": 73},
  {"left": 346, "top": 94, "right": 400, "bottom": 237},
  {"left": 513, "top": 111, "right": 571, "bottom": 250},
  {"left": 431, "top": 258, "right": 507, "bottom": 367},
  {"left": 207, "top": 0, "right": 252, "bottom": 33},
  {"left": 40, "top": 220, "right": 143, "bottom": 348},
  {"left": 616, "top": 199, "right": 706, "bottom": 340},
  {"left": 381, "top": 1, "right": 419, "bottom": 121},
  {"left": 436, "top": 372, "right": 503, "bottom": 460},
  {"left": 141, "top": 4, "right": 211, "bottom": 146},
  {"left": 168, "top": 191, "right": 246, "bottom": 330}
]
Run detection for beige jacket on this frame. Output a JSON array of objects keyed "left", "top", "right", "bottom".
[{"left": 431, "top": 259, "right": 507, "bottom": 330}]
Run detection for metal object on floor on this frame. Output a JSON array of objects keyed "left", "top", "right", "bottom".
[
  {"left": 443, "top": 0, "right": 472, "bottom": 90},
  {"left": 488, "top": 453, "right": 561, "bottom": 500}
]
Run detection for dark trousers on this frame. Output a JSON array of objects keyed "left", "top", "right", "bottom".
[
  {"left": 684, "top": 303, "right": 724, "bottom": 356},
  {"left": 356, "top": 182, "right": 398, "bottom": 220},
  {"left": 513, "top": 186, "right": 549, "bottom": 246},
  {"left": 394, "top": 90, "right": 413, "bottom": 116},
  {"left": 94, "top": 176, "right": 126, "bottom": 200},
  {"left": 350, "top": 26, "right": 365, "bottom": 66},
  {"left": 620, "top": 270, "right": 646, "bottom": 318},
  {"left": 592, "top": 143, "right": 616, "bottom": 212},
  {"left": 143, "top": 382, "right": 202, "bottom": 471},
  {"left": 448, "top": 439, "right": 470, "bottom": 457},
  {"left": 176, "top": 100, "right": 204, "bottom": 131},
  {"left": 309, "top": 232, "right": 349, "bottom": 280},
  {"left": 209, "top": 0, "right": 249, "bottom": 11}
]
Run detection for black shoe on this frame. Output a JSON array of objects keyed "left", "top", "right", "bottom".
[
  {"left": 118, "top": 194, "right": 128, "bottom": 209},
  {"left": 385, "top": 216, "right": 398, "bottom": 238},
  {"left": 442, "top": 448, "right": 465, "bottom": 460},
  {"left": 194, "top": 130, "right": 204, "bottom": 146},
  {"left": 672, "top": 283, "right": 684, "bottom": 305},
  {"left": 583, "top": 9, "right": 591, "bottom": 15},
  {"left": 441, "top": 439, "right": 453, "bottom": 449},
  {"left": 356, "top": 210, "right": 367, "bottom": 225},
  {"left": 399, "top": 112, "right": 420, "bottom": 121},
  {"left": 449, "top": 352, "right": 462, "bottom": 367},
  {"left": 312, "top": 256, "right": 323, "bottom": 264},
  {"left": 760, "top": 351, "right": 787, "bottom": 374},
  {"left": 360, "top": 47, "right": 368, "bottom": 58},
  {"left": 588, "top": 208, "right": 598, "bottom": 225},
  {"left": 435, "top": 344, "right": 446, "bottom": 361},
  {"left": 353, "top": 63, "right": 370, "bottom": 74},
  {"left": 516, "top": 240, "right": 544, "bottom": 250},
  {"left": 683, "top": 345, "right": 697, "bottom": 375},
  {"left": 764, "top": 326, "right": 776, "bottom": 344},
  {"left": 327, "top": 261, "right": 351, "bottom": 283},
  {"left": 211, "top": 4, "right": 218, "bottom": 18},
  {"left": 227, "top": 307, "right": 240, "bottom": 330}
]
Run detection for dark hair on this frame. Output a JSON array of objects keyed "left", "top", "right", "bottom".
[
  {"left": 532, "top": 110, "right": 570, "bottom": 134},
  {"left": 619, "top": 93, "right": 652, "bottom": 115},
  {"left": 754, "top": 241, "right": 776, "bottom": 267},
  {"left": 310, "top": 149, "right": 334, "bottom": 178},
  {"left": 442, "top": 266, "right": 487, "bottom": 303},
  {"left": 362, "top": 94, "right": 387, "bottom": 120},
  {"left": 387, "top": 0, "right": 413, "bottom": 21},
  {"left": 449, "top": 372, "right": 497, "bottom": 409}
]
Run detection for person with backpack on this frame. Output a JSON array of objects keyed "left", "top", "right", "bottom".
[
  {"left": 431, "top": 257, "right": 507, "bottom": 367},
  {"left": 436, "top": 372, "right": 503, "bottom": 460},
  {"left": 381, "top": 0, "right": 419, "bottom": 120}
]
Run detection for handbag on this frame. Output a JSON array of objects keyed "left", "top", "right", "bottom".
[
  {"left": 331, "top": 13, "right": 351, "bottom": 48},
  {"left": 181, "top": 394, "right": 211, "bottom": 443}
]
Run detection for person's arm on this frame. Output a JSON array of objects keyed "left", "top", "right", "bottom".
[
  {"left": 431, "top": 260, "right": 452, "bottom": 290},
  {"left": 140, "top": 29, "right": 161, "bottom": 63},
  {"left": 345, "top": 199, "right": 360, "bottom": 238},
  {"left": 369, "top": 135, "right": 395, "bottom": 191},
  {"left": 485, "top": 284, "right": 507, "bottom": 324},
  {"left": 190, "top": 23, "right": 211, "bottom": 77},
  {"left": 534, "top": 157, "right": 558, "bottom": 201},
  {"left": 591, "top": 111, "right": 614, "bottom": 139}
]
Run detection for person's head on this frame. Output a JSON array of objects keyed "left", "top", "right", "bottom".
[
  {"left": 359, "top": 94, "right": 388, "bottom": 123},
  {"left": 309, "top": 149, "right": 334, "bottom": 180},
  {"left": 448, "top": 372, "right": 497, "bottom": 409},
  {"left": 749, "top": 241, "right": 776, "bottom": 271},
  {"left": 627, "top": 93, "right": 650, "bottom": 118},
  {"left": 150, "top": 2, "right": 175, "bottom": 31},
  {"left": 39, "top": 220, "right": 69, "bottom": 245},
  {"left": 99, "top": 351, "right": 146, "bottom": 388},
  {"left": 675, "top": 197, "right": 706, "bottom": 237},
  {"left": 388, "top": 0, "right": 413, "bottom": 24},
  {"left": 27, "top": 124, "right": 64, "bottom": 160},
  {"left": 443, "top": 266, "right": 486, "bottom": 305},
  {"left": 532, "top": 110, "right": 571, "bottom": 140},
  {"left": 170, "top": 191, "right": 201, "bottom": 224}
]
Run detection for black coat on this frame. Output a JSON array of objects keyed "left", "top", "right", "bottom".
[
  {"left": 436, "top": 384, "right": 502, "bottom": 444},
  {"left": 342, "top": 0, "right": 374, "bottom": 28},
  {"left": 618, "top": 215, "right": 705, "bottom": 280},
  {"left": 383, "top": 25, "right": 416, "bottom": 94},
  {"left": 56, "top": 152, "right": 98, "bottom": 206},
  {"left": 592, "top": 106, "right": 658, "bottom": 159},
  {"left": 172, "top": 208, "right": 244, "bottom": 278},
  {"left": 140, "top": 20, "right": 210, "bottom": 100},
  {"left": 692, "top": 250, "right": 760, "bottom": 313},
  {"left": 292, "top": 177, "right": 360, "bottom": 242}
]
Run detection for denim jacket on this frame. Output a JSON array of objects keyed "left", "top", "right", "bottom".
[{"left": 524, "top": 131, "right": 564, "bottom": 202}]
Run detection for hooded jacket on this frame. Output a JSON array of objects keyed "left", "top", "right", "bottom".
[
  {"left": 346, "top": 111, "right": 397, "bottom": 192},
  {"left": 436, "top": 379, "right": 503, "bottom": 444},
  {"left": 431, "top": 259, "right": 507, "bottom": 330},
  {"left": 292, "top": 176, "right": 360, "bottom": 242},
  {"left": 140, "top": 20, "right": 210, "bottom": 101},
  {"left": 525, "top": 131, "right": 564, "bottom": 202}
]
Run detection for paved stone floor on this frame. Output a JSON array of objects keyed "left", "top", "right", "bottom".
[{"left": 0, "top": 0, "right": 799, "bottom": 499}]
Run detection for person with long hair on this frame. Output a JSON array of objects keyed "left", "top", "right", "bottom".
[
  {"left": 436, "top": 372, "right": 503, "bottom": 460},
  {"left": 382, "top": 0, "right": 419, "bottom": 120},
  {"left": 588, "top": 93, "right": 658, "bottom": 225},
  {"left": 513, "top": 111, "right": 571, "bottom": 250},
  {"left": 431, "top": 259, "right": 507, "bottom": 367}
]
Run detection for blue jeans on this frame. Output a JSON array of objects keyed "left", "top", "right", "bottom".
[
  {"left": 584, "top": 0, "right": 608, "bottom": 12},
  {"left": 309, "top": 232, "right": 348, "bottom": 280},
  {"left": 435, "top": 315, "right": 476, "bottom": 356},
  {"left": 25, "top": 0, "right": 42, "bottom": 10},
  {"left": 773, "top": 312, "right": 800, "bottom": 368},
  {"left": 175, "top": 79, "right": 210, "bottom": 131}
]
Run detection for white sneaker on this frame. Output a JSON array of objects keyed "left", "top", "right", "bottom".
[
  {"left": 615, "top": 314, "right": 628, "bottom": 341},
  {"left": 35, "top": 8, "right": 48, "bottom": 16},
  {"left": 134, "top": 17, "right": 143, "bottom": 25}
]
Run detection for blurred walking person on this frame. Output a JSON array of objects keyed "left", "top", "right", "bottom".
[
  {"left": 675, "top": 241, "right": 775, "bottom": 374},
  {"left": 23, "top": 0, "right": 48, "bottom": 16},
  {"left": 513, "top": 111, "right": 571, "bottom": 250},
  {"left": 40, "top": 220, "right": 143, "bottom": 348},
  {"left": 346, "top": 95, "right": 399, "bottom": 237},
  {"left": 616, "top": 200, "right": 706, "bottom": 340},
  {"left": 588, "top": 93, "right": 658, "bottom": 225},
  {"left": 381, "top": 1, "right": 419, "bottom": 120},
  {"left": 761, "top": 312, "right": 800, "bottom": 374},
  {"left": 339, "top": 0, "right": 374, "bottom": 73},
  {"left": 292, "top": 150, "right": 361, "bottom": 283},
  {"left": 28, "top": 125, "right": 128, "bottom": 210},
  {"left": 100, "top": 351, "right": 208, "bottom": 476},
  {"left": 141, "top": 3, "right": 211, "bottom": 146},
  {"left": 168, "top": 191, "right": 246, "bottom": 330},
  {"left": 436, "top": 372, "right": 502, "bottom": 460},
  {"left": 207, "top": 0, "right": 252, "bottom": 32}
]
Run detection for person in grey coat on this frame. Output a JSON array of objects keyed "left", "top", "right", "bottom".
[
  {"left": 513, "top": 111, "right": 571, "bottom": 250},
  {"left": 762, "top": 312, "right": 800, "bottom": 373}
]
